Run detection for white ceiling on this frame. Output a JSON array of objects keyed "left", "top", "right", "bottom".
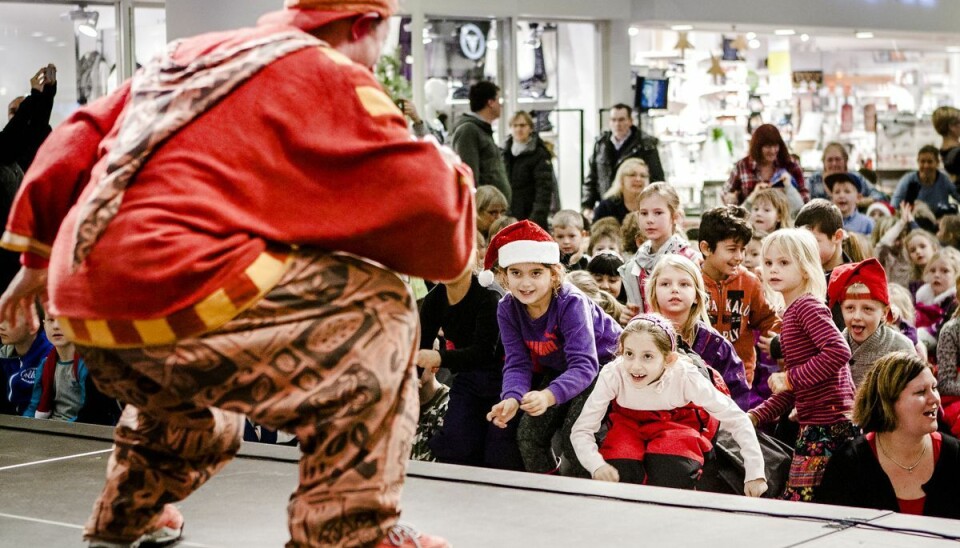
[{"left": 0, "top": 2, "right": 166, "bottom": 52}]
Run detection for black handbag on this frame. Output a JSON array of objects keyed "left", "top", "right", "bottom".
[{"left": 698, "top": 428, "right": 793, "bottom": 499}]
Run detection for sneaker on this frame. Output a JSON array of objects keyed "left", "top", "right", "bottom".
[
  {"left": 375, "top": 524, "right": 451, "bottom": 548},
  {"left": 88, "top": 504, "right": 184, "bottom": 548}
]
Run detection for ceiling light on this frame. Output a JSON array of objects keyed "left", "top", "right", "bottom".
[
  {"left": 44, "top": 36, "right": 56, "bottom": 42},
  {"left": 628, "top": 27, "right": 640, "bottom": 37},
  {"left": 774, "top": 29, "right": 795, "bottom": 36},
  {"left": 69, "top": 4, "right": 99, "bottom": 38},
  {"left": 671, "top": 25, "right": 693, "bottom": 31},
  {"left": 748, "top": 39, "right": 761, "bottom": 49},
  {"left": 800, "top": 34, "right": 810, "bottom": 42},
  {"left": 855, "top": 31, "right": 874, "bottom": 39},
  {"left": 31, "top": 31, "right": 44, "bottom": 38},
  {"left": 745, "top": 32, "right": 757, "bottom": 40}
]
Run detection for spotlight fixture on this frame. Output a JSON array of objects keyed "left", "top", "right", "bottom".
[{"left": 68, "top": 4, "right": 99, "bottom": 37}]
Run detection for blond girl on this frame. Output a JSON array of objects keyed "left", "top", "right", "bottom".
[
  {"left": 748, "top": 229, "right": 856, "bottom": 502},
  {"left": 617, "top": 183, "right": 701, "bottom": 318}
]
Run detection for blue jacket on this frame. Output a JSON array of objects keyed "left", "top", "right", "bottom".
[
  {"left": 0, "top": 331, "right": 53, "bottom": 415},
  {"left": 23, "top": 353, "right": 119, "bottom": 425},
  {"left": 24, "top": 353, "right": 88, "bottom": 420}
]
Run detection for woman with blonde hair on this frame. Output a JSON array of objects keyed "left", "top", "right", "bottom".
[
  {"left": 475, "top": 185, "right": 509, "bottom": 239},
  {"left": 593, "top": 158, "right": 651, "bottom": 224}
]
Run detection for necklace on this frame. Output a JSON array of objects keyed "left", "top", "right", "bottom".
[{"left": 877, "top": 435, "right": 926, "bottom": 473}]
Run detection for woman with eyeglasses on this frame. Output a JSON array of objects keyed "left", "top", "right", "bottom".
[
  {"left": 592, "top": 158, "right": 651, "bottom": 225},
  {"left": 502, "top": 111, "right": 558, "bottom": 231}
]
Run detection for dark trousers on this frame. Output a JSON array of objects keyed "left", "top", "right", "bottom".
[
  {"left": 516, "top": 378, "right": 595, "bottom": 477},
  {"left": 607, "top": 455, "right": 703, "bottom": 489},
  {"left": 429, "top": 370, "right": 524, "bottom": 470}
]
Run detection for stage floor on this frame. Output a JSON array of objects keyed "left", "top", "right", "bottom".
[{"left": 2, "top": 415, "right": 959, "bottom": 547}]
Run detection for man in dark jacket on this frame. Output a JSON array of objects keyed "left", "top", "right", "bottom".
[
  {"left": 451, "top": 81, "right": 512, "bottom": 203},
  {"left": 582, "top": 103, "right": 663, "bottom": 214}
]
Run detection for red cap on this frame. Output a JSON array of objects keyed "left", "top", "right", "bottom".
[{"left": 827, "top": 258, "right": 890, "bottom": 308}]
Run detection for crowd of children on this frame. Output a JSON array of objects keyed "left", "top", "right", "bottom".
[
  {"left": 408, "top": 140, "right": 960, "bottom": 510},
  {"left": 3, "top": 132, "right": 960, "bottom": 511}
]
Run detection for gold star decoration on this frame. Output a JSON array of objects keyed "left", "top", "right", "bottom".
[
  {"left": 731, "top": 34, "right": 748, "bottom": 51},
  {"left": 674, "top": 31, "right": 693, "bottom": 57},
  {"left": 707, "top": 54, "right": 725, "bottom": 82}
]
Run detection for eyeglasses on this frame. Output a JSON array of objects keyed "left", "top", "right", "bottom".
[{"left": 511, "top": 123, "right": 531, "bottom": 128}]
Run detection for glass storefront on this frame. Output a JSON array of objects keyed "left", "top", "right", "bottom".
[{"left": 0, "top": 1, "right": 165, "bottom": 126}]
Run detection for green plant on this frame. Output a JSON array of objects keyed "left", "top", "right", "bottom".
[
  {"left": 711, "top": 127, "right": 734, "bottom": 155},
  {"left": 374, "top": 49, "right": 412, "bottom": 102}
]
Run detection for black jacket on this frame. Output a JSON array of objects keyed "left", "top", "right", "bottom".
[
  {"left": 582, "top": 126, "right": 663, "bottom": 210},
  {"left": 502, "top": 134, "right": 556, "bottom": 230},
  {"left": 818, "top": 433, "right": 960, "bottom": 519}
]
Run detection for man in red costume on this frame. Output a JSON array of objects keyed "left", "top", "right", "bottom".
[{"left": 0, "top": 1, "right": 474, "bottom": 547}]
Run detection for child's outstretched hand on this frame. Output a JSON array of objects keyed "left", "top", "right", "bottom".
[
  {"left": 744, "top": 478, "right": 768, "bottom": 497},
  {"left": 487, "top": 398, "right": 519, "bottom": 428},
  {"left": 619, "top": 303, "right": 641, "bottom": 326},
  {"left": 520, "top": 389, "right": 556, "bottom": 416},
  {"left": 768, "top": 372, "right": 791, "bottom": 394},
  {"left": 593, "top": 464, "right": 619, "bottom": 483}
]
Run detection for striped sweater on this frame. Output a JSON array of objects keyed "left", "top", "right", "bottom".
[{"left": 750, "top": 294, "right": 854, "bottom": 426}]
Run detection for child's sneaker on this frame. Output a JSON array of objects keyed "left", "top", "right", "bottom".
[
  {"left": 88, "top": 504, "right": 184, "bottom": 548},
  {"left": 375, "top": 524, "right": 451, "bottom": 548}
]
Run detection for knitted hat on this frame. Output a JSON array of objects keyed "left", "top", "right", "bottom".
[
  {"left": 824, "top": 172, "right": 866, "bottom": 195},
  {"left": 827, "top": 258, "right": 890, "bottom": 308},
  {"left": 259, "top": 0, "right": 397, "bottom": 31},
  {"left": 866, "top": 201, "right": 895, "bottom": 218},
  {"left": 628, "top": 314, "right": 677, "bottom": 352},
  {"left": 478, "top": 219, "right": 560, "bottom": 287}
]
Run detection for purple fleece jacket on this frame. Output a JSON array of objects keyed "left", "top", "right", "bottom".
[
  {"left": 690, "top": 321, "right": 757, "bottom": 411},
  {"left": 498, "top": 283, "right": 622, "bottom": 405}
]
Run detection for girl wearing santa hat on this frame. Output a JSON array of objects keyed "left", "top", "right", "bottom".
[{"left": 483, "top": 220, "right": 622, "bottom": 475}]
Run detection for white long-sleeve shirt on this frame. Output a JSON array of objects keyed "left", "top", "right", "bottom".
[{"left": 571, "top": 357, "right": 766, "bottom": 482}]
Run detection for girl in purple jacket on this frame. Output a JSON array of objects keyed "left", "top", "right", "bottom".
[
  {"left": 482, "top": 221, "right": 622, "bottom": 476},
  {"left": 646, "top": 254, "right": 755, "bottom": 410}
]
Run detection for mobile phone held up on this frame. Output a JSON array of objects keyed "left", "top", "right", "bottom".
[{"left": 904, "top": 180, "right": 920, "bottom": 206}]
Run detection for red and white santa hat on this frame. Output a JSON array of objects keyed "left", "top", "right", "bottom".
[
  {"left": 827, "top": 257, "right": 890, "bottom": 308},
  {"left": 478, "top": 220, "right": 560, "bottom": 287}
]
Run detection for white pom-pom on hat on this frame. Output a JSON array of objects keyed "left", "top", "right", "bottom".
[{"left": 478, "top": 269, "right": 495, "bottom": 287}]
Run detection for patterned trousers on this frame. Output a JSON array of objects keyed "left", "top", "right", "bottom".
[{"left": 79, "top": 251, "right": 420, "bottom": 547}]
